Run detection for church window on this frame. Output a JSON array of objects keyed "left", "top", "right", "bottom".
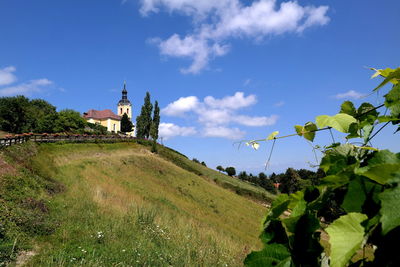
[
  {"left": 120, "top": 108, "right": 122, "bottom": 114},
  {"left": 127, "top": 108, "right": 129, "bottom": 114}
]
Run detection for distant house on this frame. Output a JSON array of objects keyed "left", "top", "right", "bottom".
[{"left": 83, "top": 82, "right": 134, "bottom": 135}]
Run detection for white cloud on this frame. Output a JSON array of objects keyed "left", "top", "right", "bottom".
[
  {"left": 0, "top": 79, "right": 53, "bottom": 96},
  {"left": 203, "top": 126, "right": 245, "bottom": 140},
  {"left": 141, "top": 0, "right": 330, "bottom": 73},
  {"left": 161, "top": 91, "right": 278, "bottom": 140},
  {"left": 334, "top": 90, "right": 366, "bottom": 100},
  {"left": 204, "top": 92, "right": 256, "bottom": 110},
  {"left": 274, "top": 101, "right": 285, "bottom": 107},
  {"left": 162, "top": 96, "right": 199, "bottom": 116},
  {"left": 159, "top": 122, "right": 197, "bottom": 139},
  {"left": 233, "top": 114, "right": 278, "bottom": 126},
  {"left": 0, "top": 66, "right": 17, "bottom": 86}
]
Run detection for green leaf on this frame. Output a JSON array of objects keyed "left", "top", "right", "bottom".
[
  {"left": 295, "top": 125, "right": 303, "bottom": 136},
  {"left": 372, "top": 67, "right": 400, "bottom": 91},
  {"left": 316, "top": 113, "right": 357, "bottom": 133},
  {"left": 379, "top": 185, "right": 400, "bottom": 235},
  {"left": 320, "top": 174, "right": 350, "bottom": 188},
  {"left": 362, "top": 124, "right": 374, "bottom": 143},
  {"left": 320, "top": 144, "right": 357, "bottom": 175},
  {"left": 357, "top": 102, "right": 379, "bottom": 123},
  {"left": 303, "top": 122, "right": 317, "bottom": 142},
  {"left": 340, "top": 101, "right": 357, "bottom": 117},
  {"left": 294, "top": 123, "right": 316, "bottom": 141},
  {"left": 267, "top": 194, "right": 291, "bottom": 221},
  {"left": 267, "top": 131, "right": 279, "bottom": 140},
  {"left": 326, "top": 213, "right": 368, "bottom": 267},
  {"left": 244, "top": 244, "right": 291, "bottom": 267},
  {"left": 355, "top": 150, "right": 400, "bottom": 184},
  {"left": 341, "top": 177, "right": 366, "bottom": 213},
  {"left": 384, "top": 83, "right": 400, "bottom": 119},
  {"left": 346, "top": 122, "right": 360, "bottom": 139}
]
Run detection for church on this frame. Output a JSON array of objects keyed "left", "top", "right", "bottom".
[{"left": 83, "top": 82, "right": 134, "bottom": 135}]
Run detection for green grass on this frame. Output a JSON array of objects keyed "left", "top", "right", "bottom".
[{"left": 1, "top": 142, "right": 269, "bottom": 266}]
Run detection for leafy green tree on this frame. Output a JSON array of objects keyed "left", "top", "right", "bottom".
[
  {"left": 216, "top": 165, "right": 224, "bottom": 172},
  {"left": 120, "top": 113, "right": 133, "bottom": 133},
  {"left": 54, "top": 109, "right": 86, "bottom": 133},
  {"left": 192, "top": 158, "right": 200, "bottom": 163},
  {"left": 0, "top": 96, "right": 31, "bottom": 133},
  {"left": 150, "top": 101, "right": 160, "bottom": 141},
  {"left": 280, "top": 168, "right": 302, "bottom": 194},
  {"left": 136, "top": 92, "right": 153, "bottom": 139},
  {"left": 225, "top": 167, "right": 236, "bottom": 177},
  {"left": 201, "top": 161, "right": 207, "bottom": 167}
]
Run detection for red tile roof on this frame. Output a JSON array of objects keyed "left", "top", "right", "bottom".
[{"left": 83, "top": 109, "right": 121, "bottom": 121}]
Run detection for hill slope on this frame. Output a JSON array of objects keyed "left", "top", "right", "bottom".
[{"left": 1, "top": 142, "right": 271, "bottom": 266}]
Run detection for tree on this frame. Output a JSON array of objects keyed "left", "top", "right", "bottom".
[
  {"left": 136, "top": 92, "right": 153, "bottom": 139},
  {"left": 238, "top": 171, "right": 248, "bottom": 180},
  {"left": 192, "top": 158, "right": 200, "bottom": 163},
  {"left": 120, "top": 113, "right": 133, "bottom": 133},
  {"left": 53, "top": 109, "right": 86, "bottom": 133},
  {"left": 280, "top": 168, "right": 302, "bottom": 194},
  {"left": 201, "top": 161, "right": 207, "bottom": 167},
  {"left": 225, "top": 167, "right": 236, "bottom": 177},
  {"left": 150, "top": 101, "right": 160, "bottom": 140},
  {"left": 216, "top": 165, "right": 224, "bottom": 172},
  {"left": 0, "top": 96, "right": 31, "bottom": 133}
]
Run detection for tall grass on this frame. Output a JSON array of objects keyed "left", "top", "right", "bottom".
[{"left": 2, "top": 142, "right": 267, "bottom": 266}]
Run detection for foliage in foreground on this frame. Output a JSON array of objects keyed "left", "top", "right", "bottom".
[{"left": 245, "top": 67, "right": 400, "bottom": 266}]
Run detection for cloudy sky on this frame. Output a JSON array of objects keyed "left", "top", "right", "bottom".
[{"left": 1, "top": 0, "right": 399, "bottom": 173}]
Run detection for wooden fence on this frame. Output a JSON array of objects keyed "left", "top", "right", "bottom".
[{"left": 0, "top": 134, "right": 137, "bottom": 148}]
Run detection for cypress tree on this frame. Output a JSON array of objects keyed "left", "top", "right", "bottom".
[
  {"left": 136, "top": 92, "right": 153, "bottom": 139},
  {"left": 150, "top": 101, "right": 160, "bottom": 141}
]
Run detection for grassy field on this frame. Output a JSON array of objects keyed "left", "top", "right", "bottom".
[{"left": 1, "top": 142, "right": 270, "bottom": 266}]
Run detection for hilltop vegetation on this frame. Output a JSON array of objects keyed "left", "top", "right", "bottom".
[
  {"left": 0, "top": 141, "right": 272, "bottom": 266},
  {"left": 0, "top": 96, "right": 107, "bottom": 135}
]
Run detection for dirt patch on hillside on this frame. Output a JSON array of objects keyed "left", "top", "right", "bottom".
[{"left": 0, "top": 154, "right": 17, "bottom": 176}]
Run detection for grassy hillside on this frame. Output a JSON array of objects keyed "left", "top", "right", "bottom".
[{"left": 1, "top": 141, "right": 271, "bottom": 266}]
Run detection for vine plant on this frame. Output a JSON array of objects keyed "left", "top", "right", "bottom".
[{"left": 244, "top": 67, "right": 400, "bottom": 267}]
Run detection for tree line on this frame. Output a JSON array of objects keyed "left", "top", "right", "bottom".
[
  {"left": 0, "top": 96, "right": 107, "bottom": 135},
  {"left": 216, "top": 164, "right": 325, "bottom": 195}
]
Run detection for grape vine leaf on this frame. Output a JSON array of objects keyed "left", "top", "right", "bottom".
[
  {"left": 326, "top": 213, "right": 368, "bottom": 267},
  {"left": 355, "top": 150, "right": 400, "bottom": 184},
  {"left": 340, "top": 101, "right": 357, "bottom": 117},
  {"left": 341, "top": 177, "right": 366, "bottom": 213},
  {"left": 384, "top": 83, "right": 400, "bottom": 119},
  {"left": 362, "top": 124, "right": 374, "bottom": 143},
  {"left": 294, "top": 123, "right": 317, "bottom": 141},
  {"left": 316, "top": 113, "right": 357, "bottom": 133},
  {"left": 372, "top": 67, "right": 400, "bottom": 91},
  {"left": 244, "top": 244, "right": 292, "bottom": 267},
  {"left": 379, "top": 185, "right": 400, "bottom": 235}
]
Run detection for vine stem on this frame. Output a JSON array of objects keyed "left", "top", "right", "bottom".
[
  {"left": 236, "top": 103, "right": 387, "bottom": 145},
  {"left": 265, "top": 138, "right": 276, "bottom": 170},
  {"left": 363, "top": 121, "right": 391, "bottom": 146}
]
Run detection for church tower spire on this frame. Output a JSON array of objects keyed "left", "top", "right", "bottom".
[{"left": 117, "top": 81, "right": 132, "bottom": 119}]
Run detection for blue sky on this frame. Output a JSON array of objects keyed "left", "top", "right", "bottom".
[{"left": 1, "top": 0, "right": 399, "bottom": 173}]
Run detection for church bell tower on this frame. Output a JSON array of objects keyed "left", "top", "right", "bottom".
[{"left": 117, "top": 81, "right": 132, "bottom": 119}]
